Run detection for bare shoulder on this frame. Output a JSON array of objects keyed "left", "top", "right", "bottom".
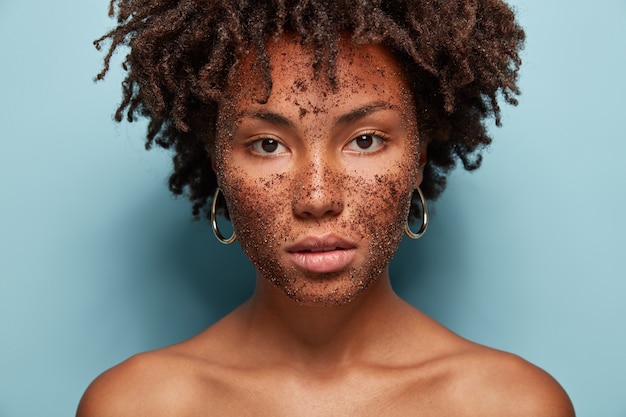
[
  {"left": 447, "top": 345, "right": 575, "bottom": 417},
  {"left": 76, "top": 309, "right": 251, "bottom": 417},
  {"left": 76, "top": 347, "right": 213, "bottom": 417}
]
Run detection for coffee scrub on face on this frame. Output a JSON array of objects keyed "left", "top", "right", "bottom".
[{"left": 213, "top": 37, "right": 422, "bottom": 306}]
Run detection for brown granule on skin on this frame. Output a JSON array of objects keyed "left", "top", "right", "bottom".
[{"left": 222, "top": 167, "right": 414, "bottom": 306}]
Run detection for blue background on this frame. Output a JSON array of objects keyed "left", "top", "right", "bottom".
[{"left": 1, "top": 1, "right": 625, "bottom": 416}]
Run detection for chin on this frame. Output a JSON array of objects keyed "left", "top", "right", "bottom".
[{"left": 266, "top": 267, "right": 384, "bottom": 307}]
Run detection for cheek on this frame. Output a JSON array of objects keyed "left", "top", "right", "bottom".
[
  {"left": 361, "top": 176, "right": 412, "bottom": 230},
  {"left": 219, "top": 171, "right": 294, "bottom": 271},
  {"left": 348, "top": 173, "right": 414, "bottom": 254}
]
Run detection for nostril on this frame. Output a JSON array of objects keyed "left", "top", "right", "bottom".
[{"left": 291, "top": 165, "right": 344, "bottom": 219}]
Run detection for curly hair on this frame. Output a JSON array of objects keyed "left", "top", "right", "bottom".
[{"left": 95, "top": 0, "right": 525, "bottom": 219}]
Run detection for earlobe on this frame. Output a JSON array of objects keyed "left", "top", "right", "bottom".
[
  {"left": 211, "top": 157, "right": 223, "bottom": 191},
  {"left": 413, "top": 141, "right": 428, "bottom": 189},
  {"left": 207, "top": 144, "right": 218, "bottom": 173}
]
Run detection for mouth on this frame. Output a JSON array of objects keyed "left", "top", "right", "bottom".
[
  {"left": 287, "top": 235, "right": 357, "bottom": 273},
  {"left": 301, "top": 247, "right": 348, "bottom": 253}
]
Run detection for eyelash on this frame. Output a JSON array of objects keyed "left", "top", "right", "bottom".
[
  {"left": 247, "top": 137, "right": 288, "bottom": 156},
  {"left": 344, "top": 131, "right": 390, "bottom": 154},
  {"left": 246, "top": 130, "right": 390, "bottom": 156}
]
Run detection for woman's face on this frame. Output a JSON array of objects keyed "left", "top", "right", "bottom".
[{"left": 214, "top": 36, "right": 424, "bottom": 306}]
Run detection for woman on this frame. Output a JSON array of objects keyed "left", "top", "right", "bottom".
[{"left": 78, "top": 0, "right": 575, "bottom": 415}]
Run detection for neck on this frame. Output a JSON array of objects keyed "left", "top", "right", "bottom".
[{"left": 239, "top": 270, "right": 408, "bottom": 370}]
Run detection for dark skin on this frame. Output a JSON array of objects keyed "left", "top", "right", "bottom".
[{"left": 77, "top": 36, "right": 575, "bottom": 417}]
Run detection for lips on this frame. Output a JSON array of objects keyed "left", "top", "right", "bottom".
[{"left": 286, "top": 234, "right": 357, "bottom": 273}]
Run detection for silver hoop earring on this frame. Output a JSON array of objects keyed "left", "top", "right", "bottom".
[
  {"left": 211, "top": 187, "right": 237, "bottom": 245},
  {"left": 405, "top": 187, "right": 428, "bottom": 239}
]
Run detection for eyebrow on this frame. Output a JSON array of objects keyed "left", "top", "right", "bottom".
[
  {"left": 238, "top": 110, "right": 296, "bottom": 128},
  {"left": 335, "top": 101, "right": 395, "bottom": 127},
  {"left": 238, "top": 101, "right": 395, "bottom": 128}
]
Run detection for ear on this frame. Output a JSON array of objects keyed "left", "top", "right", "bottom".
[
  {"left": 413, "top": 140, "right": 428, "bottom": 189},
  {"left": 207, "top": 144, "right": 223, "bottom": 189},
  {"left": 206, "top": 142, "right": 218, "bottom": 173}
]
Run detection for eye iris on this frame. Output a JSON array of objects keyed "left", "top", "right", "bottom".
[
  {"left": 356, "top": 135, "right": 373, "bottom": 149},
  {"left": 261, "top": 139, "right": 278, "bottom": 153}
]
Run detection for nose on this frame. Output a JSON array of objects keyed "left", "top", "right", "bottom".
[{"left": 291, "top": 159, "right": 344, "bottom": 220}]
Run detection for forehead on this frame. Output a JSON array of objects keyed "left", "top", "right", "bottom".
[{"left": 223, "top": 35, "right": 413, "bottom": 114}]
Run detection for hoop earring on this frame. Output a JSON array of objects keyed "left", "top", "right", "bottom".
[
  {"left": 211, "top": 187, "right": 237, "bottom": 245},
  {"left": 405, "top": 187, "right": 428, "bottom": 239}
]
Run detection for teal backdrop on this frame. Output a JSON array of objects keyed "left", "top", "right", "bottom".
[{"left": 1, "top": 1, "right": 625, "bottom": 416}]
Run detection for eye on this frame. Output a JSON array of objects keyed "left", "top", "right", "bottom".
[
  {"left": 345, "top": 132, "right": 388, "bottom": 153},
  {"left": 250, "top": 138, "right": 288, "bottom": 155}
]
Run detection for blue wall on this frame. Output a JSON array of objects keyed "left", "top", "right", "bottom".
[{"left": 1, "top": 1, "right": 625, "bottom": 416}]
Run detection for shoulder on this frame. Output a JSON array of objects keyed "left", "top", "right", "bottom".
[
  {"left": 76, "top": 348, "right": 212, "bottom": 417},
  {"left": 446, "top": 346, "right": 575, "bottom": 417},
  {"left": 394, "top": 308, "right": 574, "bottom": 416}
]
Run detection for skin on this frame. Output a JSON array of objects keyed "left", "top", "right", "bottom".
[
  {"left": 213, "top": 35, "right": 423, "bottom": 307},
  {"left": 77, "top": 35, "right": 575, "bottom": 417}
]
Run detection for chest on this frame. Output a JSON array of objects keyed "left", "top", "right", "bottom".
[{"left": 189, "top": 368, "right": 453, "bottom": 417}]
